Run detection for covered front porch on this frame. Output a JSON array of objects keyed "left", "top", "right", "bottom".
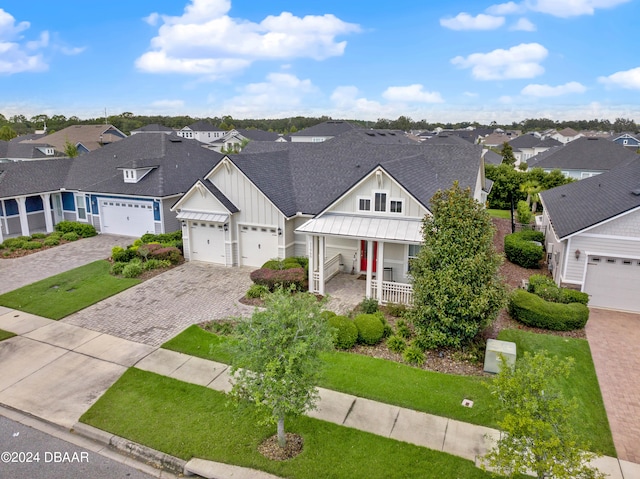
[{"left": 297, "top": 214, "right": 422, "bottom": 306}]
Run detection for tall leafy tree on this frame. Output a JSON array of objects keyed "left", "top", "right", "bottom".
[
  {"left": 409, "top": 182, "right": 506, "bottom": 349},
  {"left": 230, "top": 288, "right": 333, "bottom": 448},
  {"left": 501, "top": 141, "right": 516, "bottom": 165},
  {"left": 63, "top": 139, "right": 79, "bottom": 158},
  {"left": 0, "top": 125, "right": 18, "bottom": 141},
  {"left": 483, "top": 351, "right": 605, "bottom": 479}
]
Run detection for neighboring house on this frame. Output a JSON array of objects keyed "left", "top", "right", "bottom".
[
  {"left": 527, "top": 137, "right": 637, "bottom": 179},
  {"left": 540, "top": 156, "right": 640, "bottom": 313},
  {"left": 177, "top": 120, "right": 225, "bottom": 143},
  {"left": 611, "top": 132, "right": 640, "bottom": 150},
  {"left": 25, "top": 124, "right": 127, "bottom": 155},
  {"left": 482, "top": 133, "right": 511, "bottom": 149},
  {"left": 171, "top": 129, "right": 489, "bottom": 304},
  {"left": 289, "top": 120, "right": 357, "bottom": 142},
  {"left": 482, "top": 149, "right": 503, "bottom": 166},
  {"left": 446, "top": 127, "right": 495, "bottom": 144},
  {"left": 422, "top": 133, "right": 476, "bottom": 146},
  {"left": 207, "top": 128, "right": 286, "bottom": 152},
  {"left": 130, "top": 124, "right": 174, "bottom": 135},
  {"left": 549, "top": 127, "right": 583, "bottom": 144},
  {"left": 508, "top": 134, "right": 561, "bottom": 165},
  {"left": 0, "top": 133, "right": 225, "bottom": 242},
  {"left": 0, "top": 140, "right": 59, "bottom": 162}
]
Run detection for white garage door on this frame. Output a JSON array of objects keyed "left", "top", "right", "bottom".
[
  {"left": 100, "top": 200, "right": 155, "bottom": 237},
  {"left": 584, "top": 256, "right": 640, "bottom": 312},
  {"left": 190, "top": 222, "right": 226, "bottom": 264},
  {"left": 239, "top": 225, "right": 279, "bottom": 267}
]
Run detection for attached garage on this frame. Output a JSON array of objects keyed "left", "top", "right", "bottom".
[
  {"left": 584, "top": 255, "right": 640, "bottom": 313},
  {"left": 100, "top": 199, "right": 155, "bottom": 237},
  {"left": 189, "top": 222, "right": 226, "bottom": 264},
  {"left": 239, "top": 225, "right": 279, "bottom": 267}
]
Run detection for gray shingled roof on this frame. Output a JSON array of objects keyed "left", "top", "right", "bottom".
[
  {"left": 185, "top": 120, "right": 223, "bottom": 132},
  {"left": 233, "top": 129, "right": 481, "bottom": 217},
  {"left": 290, "top": 120, "right": 357, "bottom": 137},
  {"left": 540, "top": 156, "right": 640, "bottom": 239},
  {"left": 132, "top": 124, "right": 174, "bottom": 133},
  {"left": 235, "top": 129, "right": 281, "bottom": 141},
  {"left": 527, "top": 137, "right": 637, "bottom": 171},
  {"left": 423, "top": 134, "right": 473, "bottom": 146},
  {"left": 509, "top": 133, "right": 561, "bottom": 149},
  {"left": 202, "top": 179, "right": 239, "bottom": 213},
  {"left": 31, "top": 125, "right": 126, "bottom": 153},
  {"left": 0, "top": 158, "right": 72, "bottom": 198},
  {"left": 483, "top": 150, "right": 503, "bottom": 165}
]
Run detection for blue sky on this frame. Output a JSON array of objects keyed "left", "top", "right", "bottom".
[{"left": 1, "top": 0, "right": 639, "bottom": 124}]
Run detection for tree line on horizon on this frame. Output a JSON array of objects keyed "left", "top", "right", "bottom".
[{"left": 0, "top": 111, "right": 637, "bottom": 137}]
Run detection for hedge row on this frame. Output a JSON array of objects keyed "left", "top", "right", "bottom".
[
  {"left": 509, "top": 289, "right": 589, "bottom": 331},
  {"left": 528, "top": 274, "right": 589, "bottom": 305},
  {"left": 504, "top": 230, "right": 545, "bottom": 268},
  {"left": 249, "top": 267, "right": 306, "bottom": 292},
  {"left": 54, "top": 221, "right": 97, "bottom": 238}
]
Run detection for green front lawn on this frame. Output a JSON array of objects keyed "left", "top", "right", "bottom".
[
  {"left": 0, "top": 329, "right": 16, "bottom": 341},
  {"left": 163, "top": 325, "right": 614, "bottom": 455},
  {"left": 0, "top": 260, "right": 140, "bottom": 320},
  {"left": 487, "top": 209, "right": 512, "bottom": 219},
  {"left": 81, "top": 368, "right": 494, "bottom": 479}
]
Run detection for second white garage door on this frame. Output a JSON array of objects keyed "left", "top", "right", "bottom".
[
  {"left": 100, "top": 199, "right": 155, "bottom": 237},
  {"left": 239, "top": 225, "right": 278, "bottom": 267},
  {"left": 190, "top": 222, "right": 226, "bottom": 264},
  {"left": 584, "top": 255, "right": 640, "bottom": 313}
]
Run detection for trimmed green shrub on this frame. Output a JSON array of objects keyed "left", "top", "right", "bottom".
[
  {"left": 140, "top": 231, "right": 182, "bottom": 249},
  {"left": 2, "top": 238, "right": 26, "bottom": 248},
  {"left": 61, "top": 232, "right": 79, "bottom": 241},
  {"left": 385, "top": 302, "right": 407, "bottom": 317},
  {"left": 249, "top": 267, "right": 307, "bottom": 292},
  {"left": 560, "top": 288, "right": 589, "bottom": 305},
  {"left": 516, "top": 200, "right": 533, "bottom": 225},
  {"left": 328, "top": 315, "right": 358, "bottom": 349},
  {"left": 110, "top": 262, "right": 128, "bottom": 275},
  {"left": 142, "top": 259, "right": 171, "bottom": 271},
  {"left": 528, "top": 274, "right": 589, "bottom": 305},
  {"left": 43, "top": 237, "right": 60, "bottom": 247},
  {"left": 31, "top": 233, "right": 47, "bottom": 239},
  {"left": 262, "top": 258, "right": 304, "bottom": 270},
  {"left": 509, "top": 289, "right": 589, "bottom": 331},
  {"left": 504, "top": 230, "right": 544, "bottom": 268},
  {"left": 111, "top": 246, "right": 136, "bottom": 263},
  {"left": 320, "top": 310, "right": 337, "bottom": 320},
  {"left": 23, "top": 241, "right": 43, "bottom": 250},
  {"left": 360, "top": 297, "right": 379, "bottom": 314},
  {"left": 149, "top": 246, "right": 182, "bottom": 264},
  {"left": 386, "top": 335, "right": 406, "bottom": 353},
  {"left": 402, "top": 343, "right": 425, "bottom": 366},
  {"left": 262, "top": 259, "right": 285, "bottom": 270},
  {"left": 246, "top": 284, "right": 269, "bottom": 299},
  {"left": 16, "top": 235, "right": 31, "bottom": 242},
  {"left": 122, "top": 262, "right": 143, "bottom": 278},
  {"left": 55, "top": 221, "right": 96, "bottom": 237},
  {"left": 395, "top": 319, "right": 412, "bottom": 339},
  {"left": 353, "top": 313, "right": 385, "bottom": 345}
]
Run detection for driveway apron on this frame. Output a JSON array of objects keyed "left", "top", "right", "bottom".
[
  {"left": 63, "top": 262, "right": 255, "bottom": 347},
  {"left": 586, "top": 308, "right": 640, "bottom": 463}
]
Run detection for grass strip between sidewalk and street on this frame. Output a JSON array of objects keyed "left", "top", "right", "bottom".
[
  {"left": 162, "top": 324, "right": 615, "bottom": 456},
  {"left": 0, "top": 260, "right": 140, "bottom": 320},
  {"left": 81, "top": 368, "right": 494, "bottom": 479}
]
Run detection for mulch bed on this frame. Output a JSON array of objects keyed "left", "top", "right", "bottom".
[
  {"left": 258, "top": 433, "right": 304, "bottom": 460},
  {"left": 1, "top": 238, "right": 75, "bottom": 259}
]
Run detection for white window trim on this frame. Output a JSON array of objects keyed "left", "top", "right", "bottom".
[
  {"left": 389, "top": 198, "right": 404, "bottom": 215},
  {"left": 75, "top": 194, "right": 88, "bottom": 222},
  {"left": 357, "top": 195, "right": 371, "bottom": 212},
  {"left": 373, "top": 190, "right": 388, "bottom": 214}
]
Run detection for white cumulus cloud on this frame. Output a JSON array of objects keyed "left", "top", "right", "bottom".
[
  {"left": 486, "top": 2, "right": 527, "bottom": 15},
  {"left": 510, "top": 17, "right": 536, "bottom": 31},
  {"left": 440, "top": 12, "right": 504, "bottom": 30},
  {"left": 598, "top": 67, "right": 640, "bottom": 90},
  {"left": 526, "top": 0, "right": 631, "bottom": 18},
  {"left": 136, "top": 0, "right": 360, "bottom": 77},
  {"left": 0, "top": 8, "right": 48, "bottom": 74},
  {"left": 382, "top": 84, "right": 443, "bottom": 103},
  {"left": 451, "top": 43, "right": 547, "bottom": 80},
  {"left": 521, "top": 81, "right": 587, "bottom": 97}
]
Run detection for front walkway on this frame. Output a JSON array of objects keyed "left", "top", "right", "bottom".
[
  {"left": 323, "top": 273, "right": 366, "bottom": 314},
  {"left": 586, "top": 308, "right": 640, "bottom": 463}
]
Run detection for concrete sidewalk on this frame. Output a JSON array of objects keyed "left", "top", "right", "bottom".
[{"left": 1, "top": 310, "right": 639, "bottom": 479}]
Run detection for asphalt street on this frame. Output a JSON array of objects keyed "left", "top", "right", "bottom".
[{"left": 0, "top": 416, "right": 155, "bottom": 479}]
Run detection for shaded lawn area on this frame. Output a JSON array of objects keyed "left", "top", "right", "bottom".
[
  {"left": 164, "top": 325, "right": 614, "bottom": 455},
  {"left": 0, "top": 260, "right": 140, "bottom": 320},
  {"left": 0, "top": 329, "right": 16, "bottom": 341},
  {"left": 498, "top": 329, "right": 616, "bottom": 457},
  {"left": 81, "top": 368, "right": 494, "bottom": 479},
  {"left": 487, "top": 209, "right": 512, "bottom": 219}
]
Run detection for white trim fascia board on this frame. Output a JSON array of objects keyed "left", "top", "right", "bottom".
[
  {"left": 315, "top": 211, "right": 425, "bottom": 221},
  {"left": 561, "top": 237, "right": 571, "bottom": 280},
  {"left": 202, "top": 155, "right": 231, "bottom": 181},
  {"left": 560, "top": 205, "right": 640, "bottom": 240},
  {"left": 578, "top": 233, "right": 640, "bottom": 242},
  {"left": 306, "top": 231, "right": 421, "bottom": 245},
  {"left": 0, "top": 189, "right": 64, "bottom": 201},
  {"left": 315, "top": 165, "right": 429, "bottom": 218},
  {"left": 561, "top": 279, "right": 582, "bottom": 285}
]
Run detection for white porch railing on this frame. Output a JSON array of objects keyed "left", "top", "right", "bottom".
[
  {"left": 371, "top": 281, "right": 414, "bottom": 305},
  {"left": 311, "top": 253, "right": 341, "bottom": 293}
]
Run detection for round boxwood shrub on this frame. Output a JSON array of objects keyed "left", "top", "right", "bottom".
[
  {"left": 320, "top": 310, "right": 336, "bottom": 320},
  {"left": 110, "top": 261, "right": 128, "bottom": 275},
  {"left": 43, "top": 237, "right": 60, "bottom": 247},
  {"left": 328, "top": 315, "right": 358, "bottom": 349},
  {"left": 353, "top": 313, "right": 385, "bottom": 345},
  {"left": 55, "top": 221, "right": 97, "bottom": 238},
  {"left": 61, "top": 232, "right": 79, "bottom": 241},
  {"left": 504, "top": 230, "right": 545, "bottom": 268},
  {"left": 23, "top": 241, "right": 43, "bottom": 250},
  {"left": 509, "top": 289, "right": 589, "bottom": 331},
  {"left": 111, "top": 246, "right": 136, "bottom": 263},
  {"left": 2, "top": 238, "right": 26, "bottom": 249}
]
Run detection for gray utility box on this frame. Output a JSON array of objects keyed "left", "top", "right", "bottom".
[{"left": 484, "top": 339, "right": 517, "bottom": 374}]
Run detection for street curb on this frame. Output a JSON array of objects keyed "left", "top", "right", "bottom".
[{"left": 71, "top": 422, "right": 188, "bottom": 476}]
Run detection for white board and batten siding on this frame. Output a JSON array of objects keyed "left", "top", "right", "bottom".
[{"left": 207, "top": 164, "right": 284, "bottom": 267}]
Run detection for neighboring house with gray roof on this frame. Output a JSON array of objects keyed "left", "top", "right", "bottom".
[
  {"left": 172, "top": 129, "right": 489, "bottom": 304},
  {"left": 539, "top": 156, "right": 640, "bottom": 312},
  {"left": 177, "top": 120, "right": 225, "bottom": 143},
  {"left": 289, "top": 120, "right": 357, "bottom": 142},
  {"left": 611, "top": 132, "right": 640, "bottom": 150},
  {"left": 482, "top": 149, "right": 503, "bottom": 166},
  {"left": 0, "top": 140, "right": 60, "bottom": 162},
  {"left": 508, "top": 134, "right": 561, "bottom": 165},
  {"left": 27, "top": 124, "right": 127, "bottom": 155},
  {"left": 206, "top": 128, "right": 287, "bottom": 152},
  {"left": 549, "top": 127, "right": 582, "bottom": 144},
  {"left": 131, "top": 124, "right": 174, "bottom": 135},
  {"left": 0, "top": 133, "right": 225, "bottom": 242},
  {"left": 527, "top": 137, "right": 637, "bottom": 179}
]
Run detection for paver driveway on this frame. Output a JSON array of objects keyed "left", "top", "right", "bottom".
[
  {"left": 586, "top": 308, "right": 640, "bottom": 463},
  {"left": 63, "top": 262, "right": 254, "bottom": 346},
  {"left": 0, "top": 234, "right": 130, "bottom": 295}
]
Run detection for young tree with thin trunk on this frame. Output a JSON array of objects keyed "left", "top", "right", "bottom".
[{"left": 230, "top": 288, "right": 333, "bottom": 448}]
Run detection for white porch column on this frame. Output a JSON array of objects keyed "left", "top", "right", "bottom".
[
  {"left": 365, "top": 240, "right": 373, "bottom": 299},
  {"left": 16, "top": 196, "right": 30, "bottom": 237},
  {"left": 318, "top": 235, "right": 325, "bottom": 295},
  {"left": 307, "top": 235, "right": 315, "bottom": 292},
  {"left": 41, "top": 193, "right": 53, "bottom": 233},
  {"left": 376, "top": 241, "right": 384, "bottom": 303},
  {"left": 0, "top": 201, "right": 5, "bottom": 243}
]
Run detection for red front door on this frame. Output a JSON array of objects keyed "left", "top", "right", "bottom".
[{"left": 360, "top": 240, "right": 377, "bottom": 273}]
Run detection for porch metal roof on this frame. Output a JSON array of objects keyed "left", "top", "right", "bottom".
[
  {"left": 176, "top": 210, "right": 228, "bottom": 223},
  {"left": 296, "top": 214, "right": 423, "bottom": 243}
]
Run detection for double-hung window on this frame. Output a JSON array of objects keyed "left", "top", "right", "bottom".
[{"left": 374, "top": 192, "right": 387, "bottom": 212}]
